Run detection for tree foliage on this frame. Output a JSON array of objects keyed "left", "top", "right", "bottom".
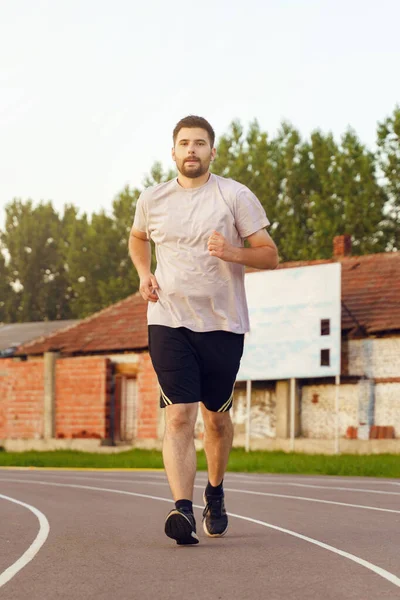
[
  {"left": 212, "top": 120, "right": 389, "bottom": 260},
  {"left": 0, "top": 109, "right": 397, "bottom": 323},
  {"left": 2, "top": 200, "right": 70, "bottom": 321},
  {"left": 377, "top": 105, "right": 400, "bottom": 250},
  {"left": 0, "top": 244, "right": 13, "bottom": 323}
]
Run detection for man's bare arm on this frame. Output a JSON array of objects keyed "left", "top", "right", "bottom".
[
  {"left": 129, "top": 226, "right": 159, "bottom": 302},
  {"left": 207, "top": 228, "right": 279, "bottom": 270}
]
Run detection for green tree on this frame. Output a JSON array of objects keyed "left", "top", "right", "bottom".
[
  {"left": 0, "top": 245, "right": 14, "bottom": 323},
  {"left": 214, "top": 119, "right": 389, "bottom": 260},
  {"left": 2, "top": 199, "right": 70, "bottom": 321},
  {"left": 213, "top": 120, "right": 315, "bottom": 260},
  {"left": 306, "top": 129, "right": 388, "bottom": 257},
  {"left": 142, "top": 161, "right": 176, "bottom": 187},
  {"left": 65, "top": 184, "right": 144, "bottom": 317},
  {"left": 269, "top": 122, "right": 313, "bottom": 261},
  {"left": 335, "top": 130, "right": 387, "bottom": 254},
  {"left": 212, "top": 119, "right": 279, "bottom": 221},
  {"left": 105, "top": 185, "right": 142, "bottom": 306},
  {"left": 212, "top": 119, "right": 282, "bottom": 253},
  {"left": 377, "top": 106, "right": 400, "bottom": 250},
  {"left": 64, "top": 209, "right": 118, "bottom": 317},
  {"left": 60, "top": 205, "right": 91, "bottom": 317}
]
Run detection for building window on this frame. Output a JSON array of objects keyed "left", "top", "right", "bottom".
[
  {"left": 321, "top": 319, "right": 330, "bottom": 335},
  {"left": 321, "top": 349, "right": 330, "bottom": 366}
]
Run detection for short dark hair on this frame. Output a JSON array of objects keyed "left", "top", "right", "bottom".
[{"left": 173, "top": 115, "right": 215, "bottom": 147}]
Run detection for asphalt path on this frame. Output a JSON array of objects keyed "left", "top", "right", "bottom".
[{"left": 0, "top": 469, "right": 399, "bottom": 599}]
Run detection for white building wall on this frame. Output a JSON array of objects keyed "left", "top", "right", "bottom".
[
  {"left": 195, "top": 386, "right": 276, "bottom": 440},
  {"left": 232, "top": 387, "right": 276, "bottom": 439},
  {"left": 301, "top": 383, "right": 359, "bottom": 439},
  {"left": 374, "top": 383, "right": 400, "bottom": 430},
  {"left": 228, "top": 336, "right": 400, "bottom": 441},
  {"left": 348, "top": 337, "right": 400, "bottom": 377}
]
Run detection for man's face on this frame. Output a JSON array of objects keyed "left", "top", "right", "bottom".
[{"left": 172, "top": 127, "right": 216, "bottom": 179}]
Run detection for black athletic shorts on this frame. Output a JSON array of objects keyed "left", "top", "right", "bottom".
[{"left": 148, "top": 325, "right": 244, "bottom": 412}]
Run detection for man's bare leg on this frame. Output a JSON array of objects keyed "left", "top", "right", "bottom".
[
  {"left": 200, "top": 404, "right": 233, "bottom": 537},
  {"left": 163, "top": 403, "right": 198, "bottom": 501},
  {"left": 163, "top": 403, "right": 200, "bottom": 544},
  {"left": 201, "top": 404, "right": 233, "bottom": 486}
]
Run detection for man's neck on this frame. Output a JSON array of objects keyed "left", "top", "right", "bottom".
[{"left": 177, "top": 171, "right": 211, "bottom": 189}]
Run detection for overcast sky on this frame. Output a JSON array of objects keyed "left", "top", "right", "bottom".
[{"left": 1, "top": 0, "right": 399, "bottom": 226}]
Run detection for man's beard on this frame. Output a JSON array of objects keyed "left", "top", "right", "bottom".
[{"left": 178, "top": 158, "right": 210, "bottom": 179}]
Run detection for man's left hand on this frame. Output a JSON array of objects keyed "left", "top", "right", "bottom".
[{"left": 207, "top": 231, "right": 236, "bottom": 262}]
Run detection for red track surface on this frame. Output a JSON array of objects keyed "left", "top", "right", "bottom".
[{"left": 0, "top": 469, "right": 399, "bottom": 599}]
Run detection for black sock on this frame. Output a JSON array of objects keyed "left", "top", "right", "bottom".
[
  {"left": 206, "top": 479, "right": 223, "bottom": 496},
  {"left": 175, "top": 499, "right": 193, "bottom": 512}
]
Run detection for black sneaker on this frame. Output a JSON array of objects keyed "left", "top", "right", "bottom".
[
  {"left": 164, "top": 508, "right": 199, "bottom": 545},
  {"left": 202, "top": 491, "right": 228, "bottom": 537}
]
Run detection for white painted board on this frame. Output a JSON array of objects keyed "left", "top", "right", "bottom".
[{"left": 237, "top": 263, "right": 341, "bottom": 381}]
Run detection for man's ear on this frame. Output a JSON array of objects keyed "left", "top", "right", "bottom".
[
  {"left": 171, "top": 147, "right": 176, "bottom": 162},
  {"left": 211, "top": 147, "right": 216, "bottom": 161}
]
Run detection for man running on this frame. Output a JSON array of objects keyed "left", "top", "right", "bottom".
[{"left": 129, "top": 115, "right": 278, "bottom": 545}]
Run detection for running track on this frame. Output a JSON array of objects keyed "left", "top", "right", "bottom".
[{"left": 0, "top": 469, "right": 399, "bottom": 599}]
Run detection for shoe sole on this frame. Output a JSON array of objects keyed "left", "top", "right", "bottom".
[
  {"left": 202, "top": 493, "right": 228, "bottom": 538},
  {"left": 165, "top": 510, "right": 199, "bottom": 545}
]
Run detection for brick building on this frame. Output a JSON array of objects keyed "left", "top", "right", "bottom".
[{"left": 0, "top": 236, "right": 399, "bottom": 454}]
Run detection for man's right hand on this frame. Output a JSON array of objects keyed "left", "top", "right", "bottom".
[{"left": 139, "top": 274, "right": 159, "bottom": 303}]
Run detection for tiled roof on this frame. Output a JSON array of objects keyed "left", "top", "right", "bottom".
[
  {"left": 16, "top": 251, "right": 400, "bottom": 356},
  {"left": 0, "top": 320, "right": 79, "bottom": 355},
  {"left": 16, "top": 293, "right": 148, "bottom": 356}
]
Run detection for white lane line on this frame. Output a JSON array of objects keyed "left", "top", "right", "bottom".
[
  {"left": 225, "top": 473, "right": 400, "bottom": 486},
  {"left": 22, "top": 470, "right": 400, "bottom": 487},
  {"left": 2, "top": 469, "right": 399, "bottom": 488},
  {"left": 2, "top": 468, "right": 399, "bottom": 488},
  {"left": 4, "top": 471, "right": 399, "bottom": 497},
  {"left": 6, "top": 475, "right": 397, "bottom": 515},
  {"left": 226, "top": 510, "right": 400, "bottom": 589},
  {"left": 208, "top": 479, "right": 400, "bottom": 496},
  {"left": 0, "top": 494, "right": 50, "bottom": 589},
  {"left": 0, "top": 479, "right": 399, "bottom": 589},
  {"left": 12, "top": 471, "right": 167, "bottom": 480},
  {"left": 222, "top": 487, "right": 400, "bottom": 514},
  {"left": 0, "top": 479, "right": 400, "bottom": 588}
]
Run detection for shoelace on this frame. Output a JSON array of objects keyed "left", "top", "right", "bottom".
[{"left": 204, "top": 496, "right": 224, "bottom": 518}]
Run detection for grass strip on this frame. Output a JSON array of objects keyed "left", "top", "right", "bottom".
[{"left": 0, "top": 448, "right": 399, "bottom": 478}]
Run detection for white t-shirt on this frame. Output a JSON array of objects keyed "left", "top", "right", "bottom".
[{"left": 133, "top": 173, "right": 270, "bottom": 333}]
